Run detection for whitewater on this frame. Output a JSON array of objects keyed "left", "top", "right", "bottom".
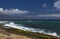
[{"left": 0, "top": 21, "right": 59, "bottom": 37}]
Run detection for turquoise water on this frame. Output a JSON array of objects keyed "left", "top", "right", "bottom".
[
  {"left": 14, "top": 21, "right": 60, "bottom": 35},
  {"left": 1, "top": 21, "right": 60, "bottom": 36}
]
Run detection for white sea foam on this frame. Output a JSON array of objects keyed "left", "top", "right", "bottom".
[
  {"left": 2, "top": 21, "right": 60, "bottom": 37},
  {"left": 0, "top": 21, "right": 8, "bottom": 23}
]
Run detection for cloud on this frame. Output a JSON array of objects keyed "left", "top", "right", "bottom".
[
  {"left": 0, "top": 8, "right": 29, "bottom": 14},
  {"left": 43, "top": 4, "right": 47, "bottom": 8},
  {"left": 37, "top": 14, "right": 60, "bottom": 17},
  {"left": 54, "top": 0, "right": 60, "bottom": 9}
]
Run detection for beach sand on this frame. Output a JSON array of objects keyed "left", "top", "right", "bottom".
[
  {"left": 0, "top": 26, "right": 60, "bottom": 39},
  {"left": 0, "top": 28, "right": 33, "bottom": 39}
]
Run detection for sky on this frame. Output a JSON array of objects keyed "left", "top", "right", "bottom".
[{"left": 0, "top": 0, "right": 60, "bottom": 20}]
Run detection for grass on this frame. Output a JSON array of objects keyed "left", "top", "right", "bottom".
[
  {"left": 0, "top": 22, "right": 60, "bottom": 39},
  {"left": 3, "top": 27, "right": 60, "bottom": 39}
]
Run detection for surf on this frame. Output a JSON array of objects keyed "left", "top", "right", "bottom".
[{"left": 1, "top": 21, "right": 59, "bottom": 37}]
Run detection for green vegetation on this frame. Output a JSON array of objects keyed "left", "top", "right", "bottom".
[
  {"left": 0, "top": 22, "right": 60, "bottom": 39},
  {"left": 3, "top": 28, "right": 60, "bottom": 39}
]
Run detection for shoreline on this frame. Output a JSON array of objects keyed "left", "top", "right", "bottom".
[
  {"left": 0, "top": 26, "right": 33, "bottom": 39},
  {"left": 0, "top": 25, "right": 60, "bottom": 39}
]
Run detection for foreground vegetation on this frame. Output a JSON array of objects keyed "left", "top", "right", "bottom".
[
  {"left": 2, "top": 28, "right": 60, "bottom": 39},
  {"left": 0, "top": 23, "right": 60, "bottom": 39}
]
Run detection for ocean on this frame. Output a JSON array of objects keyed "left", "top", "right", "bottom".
[{"left": 0, "top": 21, "right": 60, "bottom": 37}]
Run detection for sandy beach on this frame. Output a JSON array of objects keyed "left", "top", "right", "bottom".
[
  {"left": 0, "top": 27, "right": 33, "bottom": 39},
  {"left": 0, "top": 25, "right": 60, "bottom": 39}
]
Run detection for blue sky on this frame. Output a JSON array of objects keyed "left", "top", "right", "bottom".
[
  {"left": 0, "top": 0, "right": 60, "bottom": 20},
  {"left": 0, "top": 0, "right": 56, "bottom": 12}
]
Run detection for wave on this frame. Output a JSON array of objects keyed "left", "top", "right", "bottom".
[
  {"left": 0, "top": 21, "right": 59, "bottom": 37},
  {"left": 0, "top": 21, "right": 8, "bottom": 23}
]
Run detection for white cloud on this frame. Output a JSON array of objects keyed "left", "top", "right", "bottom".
[
  {"left": 43, "top": 4, "right": 47, "bottom": 8},
  {"left": 0, "top": 8, "right": 29, "bottom": 14},
  {"left": 37, "top": 14, "right": 60, "bottom": 17},
  {"left": 54, "top": 0, "right": 60, "bottom": 9}
]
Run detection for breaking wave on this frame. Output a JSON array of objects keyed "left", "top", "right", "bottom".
[{"left": 0, "top": 21, "right": 59, "bottom": 37}]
